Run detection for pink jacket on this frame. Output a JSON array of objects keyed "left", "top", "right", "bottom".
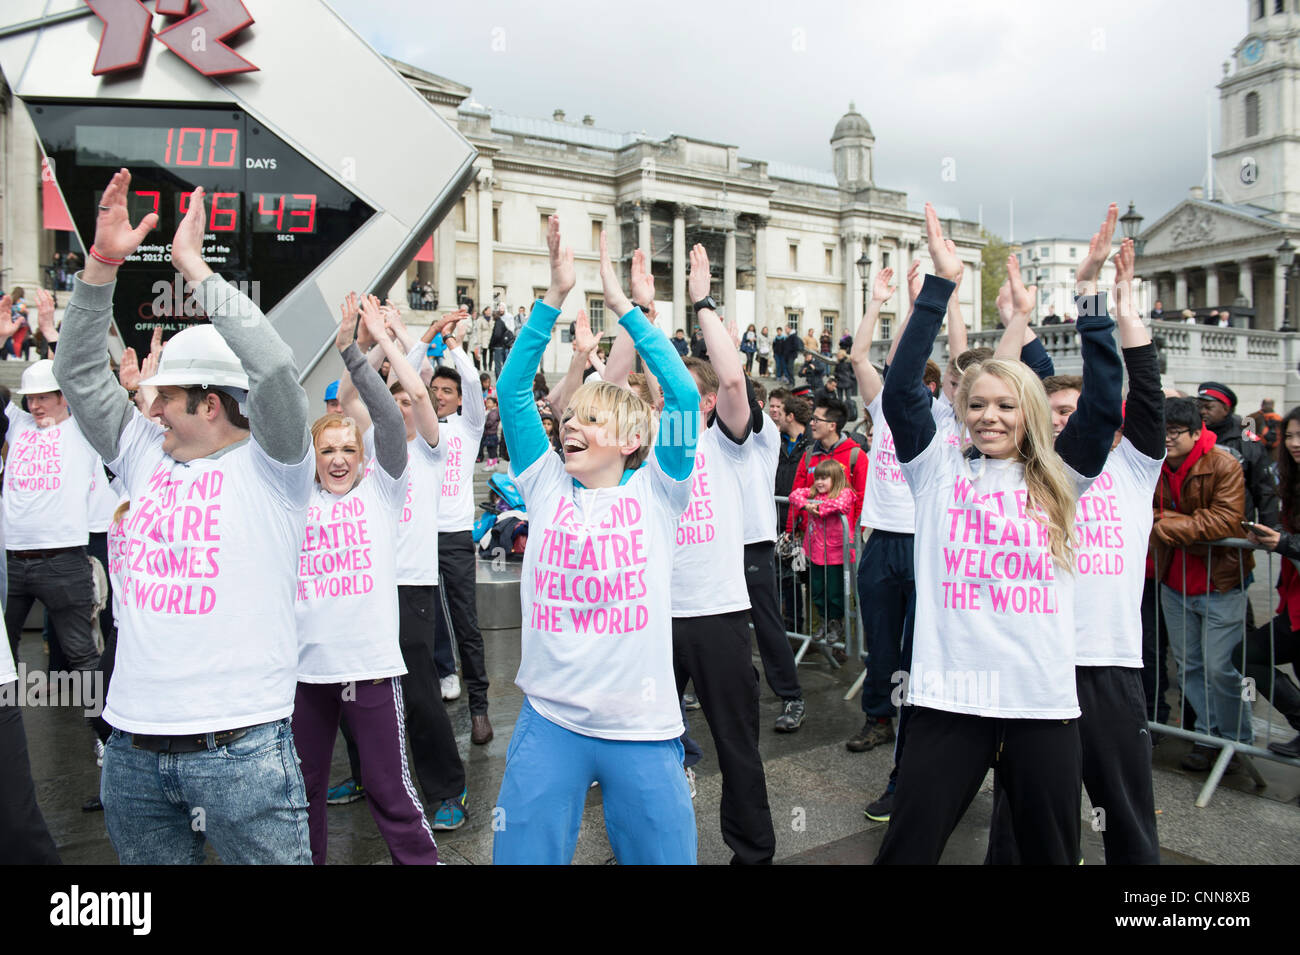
[{"left": 788, "top": 486, "right": 856, "bottom": 565}]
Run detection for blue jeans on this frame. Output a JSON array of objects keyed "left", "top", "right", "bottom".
[
  {"left": 1160, "top": 584, "right": 1253, "bottom": 744},
  {"left": 101, "top": 718, "right": 312, "bottom": 864},
  {"left": 494, "top": 698, "right": 697, "bottom": 864}
]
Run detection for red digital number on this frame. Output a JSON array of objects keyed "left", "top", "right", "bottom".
[
  {"left": 209, "top": 128, "right": 238, "bottom": 168},
  {"left": 210, "top": 192, "right": 239, "bottom": 232},
  {"left": 289, "top": 194, "right": 317, "bottom": 233},
  {"left": 256, "top": 193, "right": 284, "bottom": 231},
  {"left": 175, "top": 128, "right": 206, "bottom": 166},
  {"left": 135, "top": 190, "right": 160, "bottom": 217}
]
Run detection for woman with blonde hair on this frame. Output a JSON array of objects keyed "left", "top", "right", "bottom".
[
  {"left": 873, "top": 204, "right": 1122, "bottom": 865},
  {"left": 492, "top": 216, "right": 701, "bottom": 864}
]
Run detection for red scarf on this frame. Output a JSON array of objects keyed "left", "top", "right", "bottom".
[{"left": 1159, "top": 428, "right": 1217, "bottom": 596}]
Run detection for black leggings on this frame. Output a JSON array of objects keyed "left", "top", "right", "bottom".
[{"left": 875, "top": 707, "right": 1081, "bottom": 865}]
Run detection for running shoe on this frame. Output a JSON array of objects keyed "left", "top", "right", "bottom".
[
  {"left": 684, "top": 766, "right": 697, "bottom": 800},
  {"left": 326, "top": 777, "right": 365, "bottom": 805},
  {"left": 682, "top": 692, "right": 701, "bottom": 710},
  {"left": 432, "top": 787, "right": 468, "bottom": 830},
  {"left": 440, "top": 674, "right": 462, "bottom": 701},
  {"left": 846, "top": 718, "right": 894, "bottom": 753},
  {"left": 94, "top": 738, "right": 105, "bottom": 768},
  {"left": 774, "top": 698, "right": 806, "bottom": 733},
  {"left": 863, "top": 790, "right": 894, "bottom": 822}
]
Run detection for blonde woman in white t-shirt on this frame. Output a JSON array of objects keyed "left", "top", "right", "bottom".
[
  {"left": 290, "top": 299, "right": 439, "bottom": 865},
  {"left": 873, "top": 204, "right": 1123, "bottom": 865}
]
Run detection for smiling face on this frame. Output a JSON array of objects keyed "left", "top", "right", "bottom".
[
  {"left": 813, "top": 475, "right": 832, "bottom": 496},
  {"left": 25, "top": 391, "right": 69, "bottom": 428},
  {"left": 560, "top": 407, "right": 626, "bottom": 479},
  {"left": 767, "top": 398, "right": 785, "bottom": 425},
  {"left": 149, "top": 386, "right": 215, "bottom": 462},
  {"left": 314, "top": 424, "right": 363, "bottom": 496},
  {"left": 965, "top": 371, "right": 1025, "bottom": 460}
]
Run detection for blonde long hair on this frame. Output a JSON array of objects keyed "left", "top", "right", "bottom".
[{"left": 955, "top": 358, "right": 1078, "bottom": 569}]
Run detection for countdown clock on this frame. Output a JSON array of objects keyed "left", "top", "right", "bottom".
[{"left": 0, "top": 0, "right": 477, "bottom": 386}]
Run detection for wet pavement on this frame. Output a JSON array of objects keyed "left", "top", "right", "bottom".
[{"left": 16, "top": 605, "right": 1300, "bottom": 865}]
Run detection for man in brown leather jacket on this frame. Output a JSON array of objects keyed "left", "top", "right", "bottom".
[{"left": 1152, "top": 398, "right": 1255, "bottom": 770}]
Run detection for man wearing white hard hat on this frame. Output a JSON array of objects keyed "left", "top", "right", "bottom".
[
  {"left": 3, "top": 355, "right": 102, "bottom": 676},
  {"left": 54, "top": 170, "right": 315, "bottom": 865}
]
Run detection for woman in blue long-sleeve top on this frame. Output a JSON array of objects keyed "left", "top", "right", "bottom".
[
  {"left": 873, "top": 204, "right": 1123, "bottom": 866},
  {"left": 492, "top": 216, "right": 702, "bottom": 865}
]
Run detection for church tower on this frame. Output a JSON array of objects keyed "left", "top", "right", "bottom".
[{"left": 1217, "top": 0, "right": 1300, "bottom": 214}]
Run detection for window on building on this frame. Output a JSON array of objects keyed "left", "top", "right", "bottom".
[
  {"left": 786, "top": 309, "right": 801, "bottom": 333},
  {"left": 1256, "top": 0, "right": 1265, "bottom": 17},
  {"left": 881, "top": 250, "right": 891, "bottom": 269},
  {"left": 456, "top": 283, "right": 470, "bottom": 309},
  {"left": 789, "top": 243, "right": 799, "bottom": 271},
  {"left": 539, "top": 213, "right": 552, "bottom": 245},
  {"left": 1246, "top": 91, "right": 1261, "bottom": 137},
  {"left": 1069, "top": 247, "right": 1076, "bottom": 258},
  {"left": 821, "top": 310, "right": 838, "bottom": 339},
  {"left": 587, "top": 295, "right": 606, "bottom": 334},
  {"left": 492, "top": 205, "right": 501, "bottom": 243},
  {"left": 1040, "top": 246, "right": 1049, "bottom": 257},
  {"left": 532, "top": 286, "right": 548, "bottom": 305},
  {"left": 825, "top": 248, "right": 834, "bottom": 275},
  {"left": 880, "top": 315, "right": 892, "bottom": 339},
  {"left": 455, "top": 199, "right": 467, "bottom": 231},
  {"left": 1275, "top": 0, "right": 1284, "bottom": 13},
  {"left": 591, "top": 219, "right": 603, "bottom": 250}
]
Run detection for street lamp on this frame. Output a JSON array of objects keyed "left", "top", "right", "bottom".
[
  {"left": 1120, "top": 201, "right": 1145, "bottom": 256},
  {"left": 856, "top": 251, "right": 872, "bottom": 314},
  {"left": 1277, "top": 236, "right": 1296, "bottom": 332}
]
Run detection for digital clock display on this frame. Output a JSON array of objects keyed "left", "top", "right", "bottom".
[{"left": 29, "top": 101, "right": 376, "bottom": 354}]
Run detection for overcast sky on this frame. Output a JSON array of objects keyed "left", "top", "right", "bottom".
[{"left": 332, "top": 0, "right": 1241, "bottom": 241}]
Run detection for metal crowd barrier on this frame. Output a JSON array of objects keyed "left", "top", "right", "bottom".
[
  {"left": 1147, "top": 537, "right": 1300, "bottom": 806},
  {"left": 773, "top": 496, "right": 857, "bottom": 670}
]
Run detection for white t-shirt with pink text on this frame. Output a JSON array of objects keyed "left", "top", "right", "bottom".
[
  {"left": 742, "top": 419, "right": 781, "bottom": 544},
  {"left": 671, "top": 423, "right": 752, "bottom": 617},
  {"left": 3, "top": 406, "right": 98, "bottom": 550},
  {"left": 364, "top": 429, "right": 446, "bottom": 586},
  {"left": 1072, "top": 439, "right": 1162, "bottom": 668},
  {"left": 295, "top": 467, "right": 408, "bottom": 683},
  {"left": 512, "top": 449, "right": 692, "bottom": 740},
  {"left": 903, "top": 435, "right": 1093, "bottom": 719},
  {"left": 88, "top": 459, "right": 127, "bottom": 534},
  {"left": 437, "top": 415, "right": 482, "bottom": 533},
  {"left": 103, "top": 412, "right": 314, "bottom": 734},
  {"left": 859, "top": 392, "right": 962, "bottom": 534}
]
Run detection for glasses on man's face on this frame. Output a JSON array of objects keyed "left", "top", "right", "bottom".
[
  {"left": 1165, "top": 429, "right": 1191, "bottom": 443},
  {"left": 810, "top": 415, "right": 830, "bottom": 425}
]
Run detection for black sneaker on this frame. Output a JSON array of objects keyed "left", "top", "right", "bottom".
[
  {"left": 1180, "top": 743, "right": 1216, "bottom": 771},
  {"left": 682, "top": 693, "right": 701, "bottom": 711},
  {"left": 774, "top": 698, "right": 806, "bottom": 733},
  {"left": 864, "top": 790, "right": 894, "bottom": 822},
  {"left": 846, "top": 718, "right": 894, "bottom": 753},
  {"left": 1268, "top": 733, "right": 1300, "bottom": 759}
]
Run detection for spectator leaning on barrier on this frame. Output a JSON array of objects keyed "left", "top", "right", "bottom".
[
  {"left": 1152, "top": 396, "right": 1255, "bottom": 770},
  {"left": 786, "top": 396, "right": 868, "bottom": 535},
  {"left": 1197, "top": 381, "right": 1279, "bottom": 529}
]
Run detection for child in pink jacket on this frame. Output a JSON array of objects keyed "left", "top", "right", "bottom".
[{"left": 789, "top": 459, "right": 857, "bottom": 640}]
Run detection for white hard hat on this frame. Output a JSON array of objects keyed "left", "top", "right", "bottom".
[
  {"left": 13, "top": 359, "right": 60, "bottom": 396},
  {"left": 140, "top": 325, "right": 250, "bottom": 391}
]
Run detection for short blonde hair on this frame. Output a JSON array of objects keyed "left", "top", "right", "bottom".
[{"left": 564, "top": 380, "right": 653, "bottom": 470}]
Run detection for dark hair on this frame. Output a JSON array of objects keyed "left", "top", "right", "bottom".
[
  {"left": 1278, "top": 406, "right": 1300, "bottom": 531},
  {"left": 1164, "top": 397, "right": 1202, "bottom": 434},
  {"left": 184, "top": 386, "right": 249, "bottom": 430},
  {"left": 751, "top": 378, "right": 767, "bottom": 405},
  {"left": 432, "top": 365, "right": 462, "bottom": 397},
  {"left": 815, "top": 397, "right": 847, "bottom": 433},
  {"left": 768, "top": 387, "right": 791, "bottom": 404},
  {"left": 1043, "top": 374, "right": 1084, "bottom": 396},
  {"left": 784, "top": 395, "right": 812, "bottom": 426}
]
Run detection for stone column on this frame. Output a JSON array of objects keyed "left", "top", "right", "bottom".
[
  {"left": 1175, "top": 270, "right": 1188, "bottom": 310},
  {"left": 436, "top": 215, "right": 456, "bottom": 310},
  {"left": 1275, "top": 257, "right": 1289, "bottom": 331},
  {"left": 754, "top": 216, "right": 769, "bottom": 333},
  {"left": 672, "top": 204, "right": 687, "bottom": 329},
  {"left": 1239, "top": 260, "right": 1254, "bottom": 306},
  {"left": 6, "top": 104, "right": 43, "bottom": 292},
  {"left": 842, "top": 231, "right": 860, "bottom": 334},
  {"left": 723, "top": 227, "right": 737, "bottom": 319},
  {"left": 970, "top": 258, "right": 982, "bottom": 331},
  {"left": 638, "top": 205, "right": 652, "bottom": 256},
  {"left": 1205, "top": 265, "right": 1220, "bottom": 309},
  {"left": 476, "top": 172, "right": 494, "bottom": 309}
]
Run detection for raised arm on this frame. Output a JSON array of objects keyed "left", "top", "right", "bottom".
[
  {"left": 1111, "top": 238, "right": 1163, "bottom": 460},
  {"left": 35, "top": 289, "right": 57, "bottom": 354},
  {"left": 618, "top": 306, "right": 700, "bottom": 481},
  {"left": 885, "top": 260, "right": 922, "bottom": 366},
  {"left": 336, "top": 308, "right": 405, "bottom": 480},
  {"left": 945, "top": 260, "right": 968, "bottom": 359},
  {"left": 685, "top": 243, "right": 749, "bottom": 439},
  {"left": 361, "top": 294, "right": 438, "bottom": 448},
  {"left": 602, "top": 248, "right": 658, "bottom": 387},
  {"left": 172, "top": 187, "right": 309, "bottom": 464},
  {"left": 994, "top": 258, "right": 1034, "bottom": 360},
  {"left": 883, "top": 204, "right": 961, "bottom": 463},
  {"left": 851, "top": 267, "right": 895, "bottom": 405},
  {"left": 546, "top": 308, "right": 598, "bottom": 412},
  {"left": 335, "top": 293, "right": 374, "bottom": 434},
  {"left": 53, "top": 168, "right": 160, "bottom": 462},
  {"left": 500, "top": 215, "right": 573, "bottom": 474}
]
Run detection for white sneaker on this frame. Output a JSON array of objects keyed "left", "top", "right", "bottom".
[
  {"left": 685, "top": 766, "right": 697, "bottom": 800},
  {"left": 94, "top": 738, "right": 105, "bottom": 768},
  {"left": 440, "top": 674, "right": 461, "bottom": 701}
]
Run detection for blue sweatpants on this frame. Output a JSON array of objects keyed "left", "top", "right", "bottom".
[{"left": 493, "top": 698, "right": 697, "bottom": 865}]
